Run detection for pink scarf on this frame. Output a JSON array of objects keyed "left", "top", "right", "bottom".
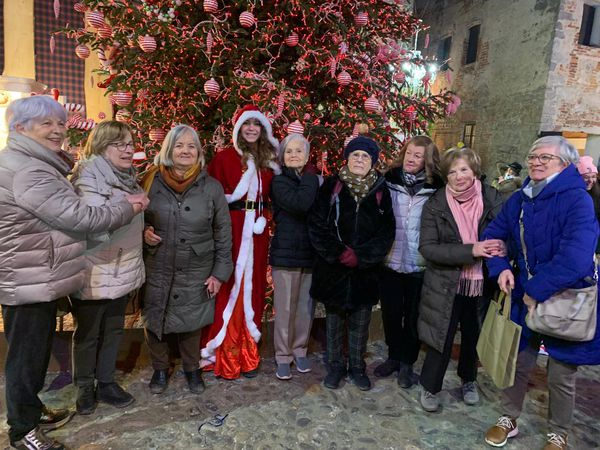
[{"left": 445, "top": 178, "right": 484, "bottom": 297}]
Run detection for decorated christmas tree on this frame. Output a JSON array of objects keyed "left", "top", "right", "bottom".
[{"left": 63, "top": 0, "right": 453, "bottom": 171}]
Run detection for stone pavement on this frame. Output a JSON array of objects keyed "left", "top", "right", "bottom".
[{"left": 1, "top": 341, "right": 599, "bottom": 450}]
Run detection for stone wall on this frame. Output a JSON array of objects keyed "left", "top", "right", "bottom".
[
  {"left": 540, "top": 0, "right": 600, "bottom": 144},
  {"left": 415, "top": 0, "right": 561, "bottom": 176}
]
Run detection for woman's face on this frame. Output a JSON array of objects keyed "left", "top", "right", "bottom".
[
  {"left": 172, "top": 131, "right": 200, "bottom": 171},
  {"left": 583, "top": 173, "right": 597, "bottom": 191},
  {"left": 527, "top": 145, "right": 567, "bottom": 182},
  {"left": 283, "top": 139, "right": 307, "bottom": 170},
  {"left": 403, "top": 143, "right": 426, "bottom": 174},
  {"left": 347, "top": 150, "right": 373, "bottom": 177},
  {"left": 17, "top": 117, "right": 66, "bottom": 153},
  {"left": 240, "top": 118, "right": 261, "bottom": 144},
  {"left": 447, "top": 157, "right": 476, "bottom": 192},
  {"left": 104, "top": 131, "right": 134, "bottom": 171}
]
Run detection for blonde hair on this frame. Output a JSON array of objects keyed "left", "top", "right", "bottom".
[
  {"left": 440, "top": 147, "right": 482, "bottom": 180},
  {"left": 81, "top": 121, "right": 133, "bottom": 160},
  {"left": 391, "top": 135, "right": 441, "bottom": 184}
]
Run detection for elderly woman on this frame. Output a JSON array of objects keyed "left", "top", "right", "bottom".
[
  {"left": 141, "top": 125, "right": 232, "bottom": 394},
  {"left": 0, "top": 96, "right": 145, "bottom": 450},
  {"left": 483, "top": 136, "right": 600, "bottom": 450},
  {"left": 201, "top": 105, "right": 279, "bottom": 379},
  {"left": 269, "top": 133, "right": 320, "bottom": 380},
  {"left": 418, "top": 147, "right": 504, "bottom": 413},
  {"left": 577, "top": 156, "right": 600, "bottom": 254},
  {"left": 375, "top": 136, "right": 443, "bottom": 388},
  {"left": 70, "top": 121, "right": 145, "bottom": 415},
  {"left": 309, "top": 136, "right": 395, "bottom": 391}
]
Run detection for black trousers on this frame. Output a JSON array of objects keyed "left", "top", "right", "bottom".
[
  {"left": 71, "top": 295, "right": 129, "bottom": 387},
  {"left": 379, "top": 269, "right": 424, "bottom": 365},
  {"left": 420, "top": 294, "right": 481, "bottom": 394},
  {"left": 2, "top": 301, "right": 57, "bottom": 442},
  {"left": 325, "top": 305, "right": 372, "bottom": 371}
]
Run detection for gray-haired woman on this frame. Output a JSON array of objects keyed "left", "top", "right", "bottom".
[
  {"left": 269, "top": 133, "right": 320, "bottom": 380},
  {"left": 141, "top": 125, "right": 232, "bottom": 395},
  {"left": 0, "top": 96, "right": 146, "bottom": 450}
]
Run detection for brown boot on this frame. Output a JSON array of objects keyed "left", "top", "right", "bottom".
[
  {"left": 542, "top": 433, "right": 567, "bottom": 450},
  {"left": 484, "top": 415, "right": 518, "bottom": 447}
]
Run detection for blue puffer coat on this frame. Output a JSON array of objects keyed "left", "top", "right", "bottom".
[{"left": 483, "top": 164, "right": 600, "bottom": 366}]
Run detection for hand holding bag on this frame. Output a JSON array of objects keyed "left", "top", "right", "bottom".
[
  {"left": 519, "top": 209, "right": 598, "bottom": 342},
  {"left": 477, "top": 291, "right": 522, "bottom": 389}
]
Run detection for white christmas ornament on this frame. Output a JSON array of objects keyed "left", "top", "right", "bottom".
[
  {"left": 354, "top": 11, "right": 369, "bottom": 27},
  {"left": 113, "top": 91, "right": 133, "bottom": 106},
  {"left": 287, "top": 120, "right": 304, "bottom": 135},
  {"left": 86, "top": 10, "right": 105, "bottom": 28},
  {"left": 364, "top": 95, "right": 382, "bottom": 112},
  {"left": 239, "top": 11, "right": 256, "bottom": 28},
  {"left": 203, "top": 0, "right": 218, "bottom": 13},
  {"left": 203, "top": 78, "right": 220, "bottom": 97},
  {"left": 75, "top": 44, "right": 90, "bottom": 59},
  {"left": 336, "top": 71, "right": 351, "bottom": 86},
  {"left": 285, "top": 32, "right": 299, "bottom": 47},
  {"left": 138, "top": 35, "right": 157, "bottom": 53}
]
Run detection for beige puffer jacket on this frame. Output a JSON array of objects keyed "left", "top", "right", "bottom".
[
  {"left": 0, "top": 133, "right": 136, "bottom": 306},
  {"left": 72, "top": 155, "right": 145, "bottom": 300}
]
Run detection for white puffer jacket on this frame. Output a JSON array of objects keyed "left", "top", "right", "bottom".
[
  {"left": 72, "top": 156, "right": 145, "bottom": 300},
  {"left": 0, "top": 133, "right": 135, "bottom": 306}
]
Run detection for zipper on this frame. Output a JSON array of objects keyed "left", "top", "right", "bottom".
[
  {"left": 113, "top": 248, "right": 123, "bottom": 277},
  {"left": 48, "top": 237, "right": 55, "bottom": 269}
]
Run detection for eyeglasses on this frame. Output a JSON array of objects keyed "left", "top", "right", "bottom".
[
  {"left": 526, "top": 153, "right": 562, "bottom": 164},
  {"left": 109, "top": 142, "right": 135, "bottom": 152},
  {"left": 348, "top": 152, "right": 371, "bottom": 161}
]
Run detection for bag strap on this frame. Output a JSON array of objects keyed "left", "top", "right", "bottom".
[
  {"left": 330, "top": 179, "right": 344, "bottom": 243},
  {"left": 496, "top": 291, "right": 512, "bottom": 318}
]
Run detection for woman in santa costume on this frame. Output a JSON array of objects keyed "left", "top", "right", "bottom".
[{"left": 201, "top": 105, "right": 279, "bottom": 379}]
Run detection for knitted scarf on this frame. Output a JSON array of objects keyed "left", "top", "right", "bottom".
[
  {"left": 101, "top": 155, "right": 142, "bottom": 193},
  {"left": 402, "top": 169, "right": 426, "bottom": 196},
  {"left": 445, "top": 178, "right": 484, "bottom": 297},
  {"left": 339, "top": 165, "right": 379, "bottom": 202}
]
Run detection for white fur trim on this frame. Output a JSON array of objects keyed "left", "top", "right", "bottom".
[
  {"left": 253, "top": 216, "right": 266, "bottom": 234},
  {"left": 232, "top": 110, "right": 279, "bottom": 155},
  {"left": 269, "top": 161, "right": 282, "bottom": 175},
  {"left": 225, "top": 158, "right": 257, "bottom": 204}
]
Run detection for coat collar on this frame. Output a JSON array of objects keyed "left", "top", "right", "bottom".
[{"left": 6, "top": 132, "right": 72, "bottom": 176}]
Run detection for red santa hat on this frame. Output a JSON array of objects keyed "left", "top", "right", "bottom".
[{"left": 231, "top": 104, "right": 279, "bottom": 156}]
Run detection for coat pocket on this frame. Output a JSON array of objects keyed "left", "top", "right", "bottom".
[{"left": 191, "top": 241, "right": 215, "bottom": 256}]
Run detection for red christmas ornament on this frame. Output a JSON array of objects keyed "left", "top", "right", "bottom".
[
  {"left": 206, "top": 31, "right": 214, "bottom": 55},
  {"left": 336, "top": 71, "right": 351, "bottom": 86},
  {"left": 75, "top": 44, "right": 90, "bottom": 59},
  {"left": 113, "top": 91, "right": 133, "bottom": 106},
  {"left": 354, "top": 11, "right": 369, "bottom": 27},
  {"left": 149, "top": 128, "right": 166, "bottom": 141},
  {"left": 86, "top": 10, "right": 105, "bottom": 28},
  {"left": 203, "top": 0, "right": 218, "bottom": 13},
  {"left": 364, "top": 95, "right": 382, "bottom": 113},
  {"left": 203, "top": 78, "right": 220, "bottom": 97},
  {"left": 138, "top": 35, "right": 157, "bottom": 53},
  {"left": 73, "top": 2, "right": 87, "bottom": 13},
  {"left": 287, "top": 120, "right": 304, "bottom": 135},
  {"left": 239, "top": 11, "right": 256, "bottom": 28},
  {"left": 285, "top": 32, "right": 299, "bottom": 47},
  {"left": 115, "top": 110, "right": 132, "bottom": 123},
  {"left": 98, "top": 112, "right": 106, "bottom": 120},
  {"left": 97, "top": 24, "right": 112, "bottom": 39}
]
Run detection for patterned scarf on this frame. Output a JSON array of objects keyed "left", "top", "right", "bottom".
[
  {"left": 445, "top": 178, "right": 484, "bottom": 297},
  {"left": 339, "top": 165, "right": 379, "bottom": 202},
  {"left": 159, "top": 164, "right": 202, "bottom": 194},
  {"left": 403, "top": 169, "right": 426, "bottom": 196},
  {"left": 101, "top": 155, "right": 142, "bottom": 193}
]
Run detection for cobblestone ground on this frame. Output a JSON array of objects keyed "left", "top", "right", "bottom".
[{"left": 1, "top": 341, "right": 599, "bottom": 450}]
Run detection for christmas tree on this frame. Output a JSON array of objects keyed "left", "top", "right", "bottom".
[{"left": 63, "top": 0, "right": 453, "bottom": 171}]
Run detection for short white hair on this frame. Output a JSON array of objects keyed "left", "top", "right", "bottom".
[
  {"left": 154, "top": 125, "right": 205, "bottom": 168},
  {"left": 277, "top": 133, "right": 310, "bottom": 166},
  {"left": 6, "top": 96, "right": 67, "bottom": 131},
  {"left": 530, "top": 136, "right": 579, "bottom": 164}
]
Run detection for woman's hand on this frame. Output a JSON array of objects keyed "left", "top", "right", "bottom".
[
  {"left": 472, "top": 239, "right": 506, "bottom": 258},
  {"left": 126, "top": 192, "right": 150, "bottom": 212},
  {"left": 498, "top": 269, "right": 515, "bottom": 294},
  {"left": 205, "top": 276, "right": 222, "bottom": 298},
  {"left": 144, "top": 226, "right": 162, "bottom": 246}
]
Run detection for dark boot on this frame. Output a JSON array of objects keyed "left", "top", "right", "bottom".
[
  {"left": 323, "top": 364, "right": 347, "bottom": 390},
  {"left": 184, "top": 369, "right": 206, "bottom": 394},
  {"left": 373, "top": 359, "right": 400, "bottom": 378},
  {"left": 149, "top": 369, "right": 169, "bottom": 394},
  {"left": 348, "top": 367, "right": 372, "bottom": 391},
  {"left": 97, "top": 382, "right": 135, "bottom": 408},
  {"left": 76, "top": 384, "right": 97, "bottom": 415},
  {"left": 39, "top": 405, "right": 74, "bottom": 430},
  {"left": 397, "top": 363, "right": 415, "bottom": 389}
]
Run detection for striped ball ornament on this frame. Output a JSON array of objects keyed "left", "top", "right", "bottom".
[
  {"left": 113, "top": 91, "right": 133, "bottom": 106},
  {"left": 239, "top": 11, "right": 256, "bottom": 28},
  {"left": 149, "top": 128, "right": 166, "bottom": 141},
  {"left": 287, "top": 120, "right": 304, "bottom": 135},
  {"left": 203, "top": 78, "right": 220, "bottom": 97},
  {"left": 364, "top": 95, "right": 382, "bottom": 113},
  {"left": 75, "top": 44, "right": 90, "bottom": 59},
  {"left": 138, "top": 35, "right": 157, "bottom": 53},
  {"left": 336, "top": 71, "right": 351, "bottom": 86},
  {"left": 115, "top": 110, "right": 132, "bottom": 123},
  {"left": 285, "top": 32, "right": 299, "bottom": 47},
  {"left": 354, "top": 11, "right": 369, "bottom": 27},
  {"left": 86, "top": 10, "right": 105, "bottom": 28},
  {"left": 73, "top": 2, "right": 87, "bottom": 13},
  {"left": 97, "top": 24, "right": 112, "bottom": 39},
  {"left": 203, "top": 0, "right": 218, "bottom": 13}
]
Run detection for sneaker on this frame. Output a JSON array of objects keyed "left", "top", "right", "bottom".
[
  {"left": 484, "top": 415, "right": 519, "bottom": 447},
  {"left": 374, "top": 359, "right": 401, "bottom": 378},
  {"left": 397, "top": 363, "right": 414, "bottom": 389},
  {"left": 184, "top": 369, "right": 206, "bottom": 394},
  {"left": 543, "top": 432, "right": 568, "bottom": 450},
  {"left": 462, "top": 381, "right": 480, "bottom": 405},
  {"left": 97, "top": 382, "right": 135, "bottom": 408},
  {"left": 149, "top": 369, "right": 169, "bottom": 394},
  {"left": 242, "top": 368, "right": 259, "bottom": 378},
  {"left": 420, "top": 388, "right": 440, "bottom": 412},
  {"left": 276, "top": 363, "right": 292, "bottom": 380},
  {"left": 75, "top": 384, "right": 97, "bottom": 415},
  {"left": 294, "top": 357, "right": 311, "bottom": 373},
  {"left": 39, "top": 405, "right": 74, "bottom": 431},
  {"left": 10, "top": 426, "right": 65, "bottom": 450},
  {"left": 323, "top": 365, "right": 347, "bottom": 390},
  {"left": 348, "top": 367, "right": 372, "bottom": 391}
]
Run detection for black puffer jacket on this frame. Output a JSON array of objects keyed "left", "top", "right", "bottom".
[
  {"left": 269, "top": 167, "right": 320, "bottom": 268},
  {"left": 308, "top": 174, "right": 395, "bottom": 310}
]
